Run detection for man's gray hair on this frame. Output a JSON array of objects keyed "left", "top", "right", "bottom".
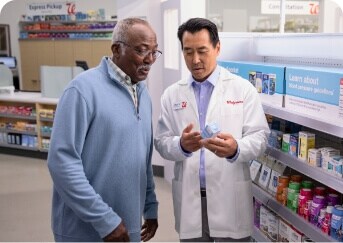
[{"left": 111, "top": 17, "right": 150, "bottom": 44}]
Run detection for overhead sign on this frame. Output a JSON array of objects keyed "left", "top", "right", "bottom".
[
  {"left": 261, "top": 0, "right": 319, "bottom": 15},
  {"left": 26, "top": 2, "right": 76, "bottom": 16}
]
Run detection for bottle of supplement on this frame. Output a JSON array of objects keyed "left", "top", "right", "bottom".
[
  {"left": 326, "top": 193, "right": 339, "bottom": 206},
  {"left": 330, "top": 206, "right": 343, "bottom": 241},
  {"left": 310, "top": 195, "right": 326, "bottom": 225},
  {"left": 321, "top": 205, "right": 333, "bottom": 235},
  {"left": 298, "top": 188, "right": 313, "bottom": 218},
  {"left": 317, "top": 208, "right": 326, "bottom": 229}
]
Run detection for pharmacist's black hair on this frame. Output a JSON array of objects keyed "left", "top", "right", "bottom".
[{"left": 177, "top": 18, "right": 219, "bottom": 49}]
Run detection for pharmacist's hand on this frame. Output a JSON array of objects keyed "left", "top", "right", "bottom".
[
  {"left": 103, "top": 221, "right": 130, "bottom": 242},
  {"left": 141, "top": 218, "right": 158, "bottom": 242},
  {"left": 201, "top": 132, "right": 238, "bottom": 158},
  {"left": 180, "top": 123, "right": 202, "bottom": 153}
]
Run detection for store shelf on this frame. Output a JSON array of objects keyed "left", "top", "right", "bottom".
[
  {"left": 40, "top": 132, "right": 51, "bottom": 137},
  {"left": 19, "top": 20, "right": 115, "bottom": 24},
  {"left": 19, "top": 20, "right": 116, "bottom": 40},
  {"left": 252, "top": 226, "right": 271, "bottom": 242},
  {"left": 0, "top": 143, "right": 39, "bottom": 151},
  {"left": 20, "top": 29, "right": 113, "bottom": 33},
  {"left": 0, "top": 113, "right": 36, "bottom": 121},
  {"left": 266, "top": 146, "right": 343, "bottom": 194},
  {"left": 0, "top": 95, "right": 56, "bottom": 151},
  {"left": 252, "top": 183, "right": 334, "bottom": 242},
  {"left": 263, "top": 104, "right": 343, "bottom": 138},
  {"left": 0, "top": 128, "right": 37, "bottom": 136},
  {"left": 40, "top": 117, "right": 54, "bottom": 122}
]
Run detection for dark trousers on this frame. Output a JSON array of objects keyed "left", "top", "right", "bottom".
[{"left": 180, "top": 196, "right": 251, "bottom": 242}]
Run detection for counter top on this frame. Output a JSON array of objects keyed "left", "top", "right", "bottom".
[{"left": 0, "top": 92, "right": 58, "bottom": 104}]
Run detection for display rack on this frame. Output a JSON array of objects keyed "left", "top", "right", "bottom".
[
  {"left": 19, "top": 20, "right": 116, "bottom": 40},
  {"left": 263, "top": 104, "right": 343, "bottom": 138},
  {"left": 256, "top": 33, "right": 343, "bottom": 242},
  {"left": 265, "top": 146, "right": 343, "bottom": 194},
  {"left": 218, "top": 33, "right": 343, "bottom": 242},
  {"left": 0, "top": 93, "right": 57, "bottom": 152},
  {"left": 252, "top": 184, "right": 334, "bottom": 242}
]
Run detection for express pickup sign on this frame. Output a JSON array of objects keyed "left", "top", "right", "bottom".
[{"left": 26, "top": 2, "right": 76, "bottom": 16}]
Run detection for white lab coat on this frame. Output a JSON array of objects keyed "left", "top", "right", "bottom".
[{"left": 154, "top": 66, "right": 270, "bottom": 239}]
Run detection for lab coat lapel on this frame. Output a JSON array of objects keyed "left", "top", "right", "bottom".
[
  {"left": 206, "top": 77, "right": 223, "bottom": 121},
  {"left": 178, "top": 82, "right": 198, "bottom": 120}
]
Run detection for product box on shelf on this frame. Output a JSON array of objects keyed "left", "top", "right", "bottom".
[
  {"left": 285, "top": 66, "right": 343, "bottom": 125},
  {"left": 278, "top": 218, "right": 290, "bottom": 242},
  {"left": 218, "top": 60, "right": 286, "bottom": 108}
]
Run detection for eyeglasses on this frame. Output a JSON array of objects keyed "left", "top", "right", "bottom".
[{"left": 117, "top": 41, "right": 162, "bottom": 59}]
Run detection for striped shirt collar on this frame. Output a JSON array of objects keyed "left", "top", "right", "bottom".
[{"left": 106, "top": 56, "right": 136, "bottom": 88}]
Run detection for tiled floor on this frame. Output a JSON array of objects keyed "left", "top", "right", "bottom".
[{"left": 0, "top": 153, "right": 178, "bottom": 242}]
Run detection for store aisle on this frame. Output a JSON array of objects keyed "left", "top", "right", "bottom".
[{"left": 0, "top": 153, "right": 178, "bottom": 242}]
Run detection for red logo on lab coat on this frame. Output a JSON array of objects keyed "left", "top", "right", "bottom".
[
  {"left": 226, "top": 100, "right": 243, "bottom": 105},
  {"left": 182, "top": 102, "right": 187, "bottom": 108}
]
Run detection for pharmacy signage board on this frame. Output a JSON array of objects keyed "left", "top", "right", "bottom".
[
  {"left": 26, "top": 2, "right": 76, "bottom": 16},
  {"left": 261, "top": 0, "right": 319, "bottom": 15}
]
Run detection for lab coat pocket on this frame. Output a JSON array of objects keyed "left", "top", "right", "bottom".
[
  {"left": 234, "top": 180, "right": 253, "bottom": 231},
  {"left": 219, "top": 104, "right": 243, "bottom": 137},
  {"left": 221, "top": 103, "right": 243, "bottom": 116},
  {"left": 172, "top": 179, "right": 182, "bottom": 232}
]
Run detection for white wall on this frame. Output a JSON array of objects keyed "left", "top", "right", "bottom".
[
  {"left": 322, "top": 0, "right": 343, "bottom": 32},
  {"left": 117, "top": 0, "right": 164, "bottom": 167},
  {"left": 0, "top": 0, "right": 117, "bottom": 89}
]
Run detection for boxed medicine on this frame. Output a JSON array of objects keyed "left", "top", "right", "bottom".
[{"left": 298, "top": 131, "right": 315, "bottom": 161}]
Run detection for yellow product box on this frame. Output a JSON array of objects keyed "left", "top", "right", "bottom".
[{"left": 298, "top": 131, "right": 315, "bottom": 161}]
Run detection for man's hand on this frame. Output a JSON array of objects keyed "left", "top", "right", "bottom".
[
  {"left": 201, "top": 132, "right": 238, "bottom": 158},
  {"left": 180, "top": 123, "right": 202, "bottom": 153},
  {"left": 141, "top": 218, "right": 158, "bottom": 242},
  {"left": 103, "top": 221, "right": 130, "bottom": 242}
]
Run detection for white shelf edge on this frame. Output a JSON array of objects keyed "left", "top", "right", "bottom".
[
  {"left": 252, "top": 184, "right": 334, "bottom": 242},
  {"left": 266, "top": 146, "right": 343, "bottom": 194},
  {"left": 263, "top": 104, "right": 343, "bottom": 138}
]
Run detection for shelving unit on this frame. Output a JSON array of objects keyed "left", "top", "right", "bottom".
[
  {"left": 0, "top": 113, "right": 36, "bottom": 121},
  {"left": 263, "top": 104, "right": 343, "bottom": 138},
  {"left": 0, "top": 143, "right": 39, "bottom": 151},
  {"left": 256, "top": 34, "right": 343, "bottom": 242},
  {"left": 19, "top": 20, "right": 116, "bottom": 40},
  {"left": 265, "top": 146, "right": 343, "bottom": 194},
  {"left": 0, "top": 92, "right": 57, "bottom": 152},
  {"left": 218, "top": 33, "right": 343, "bottom": 242},
  {"left": 252, "top": 184, "right": 334, "bottom": 242}
]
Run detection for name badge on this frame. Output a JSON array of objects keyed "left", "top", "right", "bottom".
[{"left": 173, "top": 101, "right": 187, "bottom": 110}]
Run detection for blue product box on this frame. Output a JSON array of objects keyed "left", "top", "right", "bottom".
[
  {"left": 218, "top": 60, "right": 286, "bottom": 107},
  {"left": 289, "top": 133, "right": 299, "bottom": 157},
  {"left": 285, "top": 66, "right": 343, "bottom": 124},
  {"left": 201, "top": 122, "right": 220, "bottom": 139}
]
